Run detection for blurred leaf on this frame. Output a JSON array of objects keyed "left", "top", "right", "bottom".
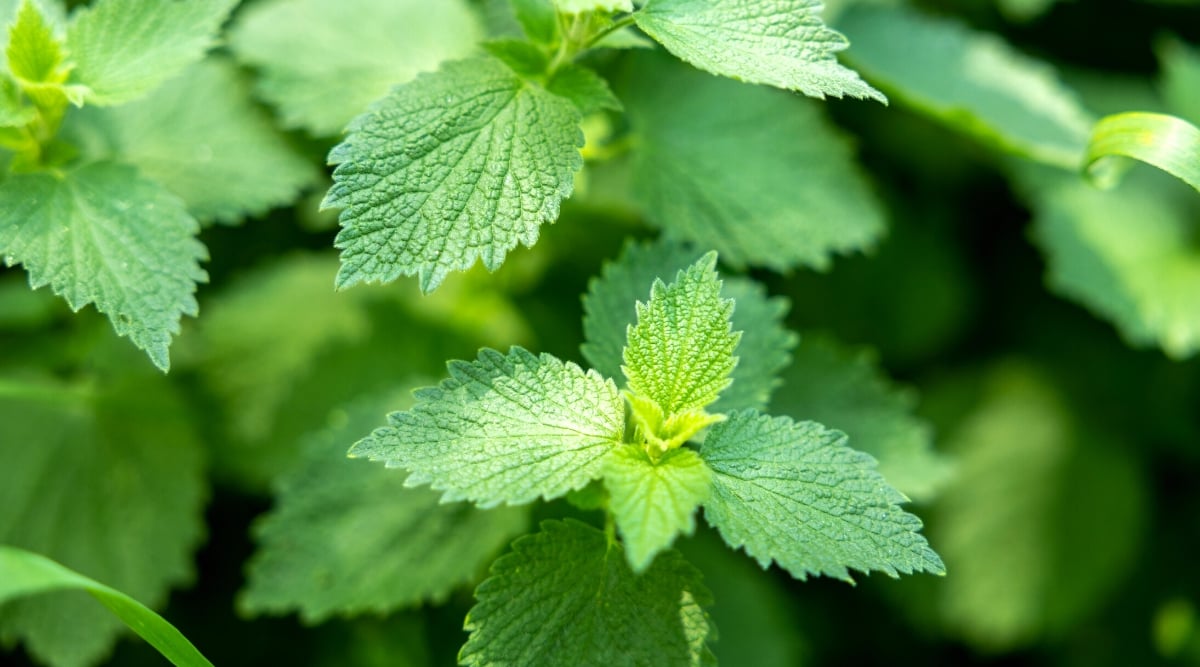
[
  {"left": 66, "top": 58, "right": 319, "bottom": 225},
  {"left": 0, "top": 371, "right": 207, "bottom": 667},
  {"left": 241, "top": 389, "right": 528, "bottom": 622},
  {"left": 1023, "top": 166, "right": 1200, "bottom": 359},
  {"left": 624, "top": 52, "right": 886, "bottom": 271},
  {"left": 229, "top": 0, "right": 482, "bottom": 136},
  {"left": 932, "top": 363, "right": 1146, "bottom": 650},
  {"left": 770, "top": 334, "right": 952, "bottom": 502},
  {"left": 581, "top": 238, "right": 796, "bottom": 414},
  {"left": 838, "top": 3, "right": 1094, "bottom": 167},
  {"left": 0, "top": 547, "right": 212, "bottom": 667},
  {"left": 1157, "top": 37, "right": 1200, "bottom": 122}
]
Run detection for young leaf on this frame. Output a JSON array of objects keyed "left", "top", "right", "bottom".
[
  {"left": 0, "top": 372, "right": 207, "bottom": 667},
  {"left": 0, "top": 547, "right": 212, "bottom": 667},
  {"left": 837, "top": 3, "right": 1093, "bottom": 167},
  {"left": 0, "top": 76, "right": 35, "bottom": 127},
  {"left": 624, "top": 53, "right": 886, "bottom": 271},
  {"left": 66, "top": 58, "right": 319, "bottom": 225},
  {"left": 1024, "top": 166, "right": 1200, "bottom": 359},
  {"left": 0, "top": 162, "right": 207, "bottom": 371},
  {"left": 0, "top": 0, "right": 65, "bottom": 74},
  {"left": 229, "top": 0, "right": 481, "bottom": 136},
  {"left": 931, "top": 365, "right": 1145, "bottom": 649},
  {"left": 324, "top": 56, "right": 584, "bottom": 292},
  {"left": 770, "top": 335, "right": 952, "bottom": 502},
  {"left": 623, "top": 252, "right": 740, "bottom": 416},
  {"left": 351, "top": 347, "right": 625, "bottom": 507},
  {"left": 65, "top": 0, "right": 238, "bottom": 106},
  {"left": 603, "top": 445, "right": 712, "bottom": 572},
  {"left": 547, "top": 64, "right": 623, "bottom": 115},
  {"left": 633, "top": 0, "right": 881, "bottom": 102},
  {"left": 241, "top": 390, "right": 528, "bottom": 622},
  {"left": 700, "top": 411, "right": 945, "bottom": 582},
  {"left": 460, "top": 519, "right": 716, "bottom": 667},
  {"left": 7, "top": 0, "right": 66, "bottom": 85},
  {"left": 582, "top": 239, "right": 796, "bottom": 413}
]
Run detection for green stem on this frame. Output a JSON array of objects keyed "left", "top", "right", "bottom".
[{"left": 583, "top": 14, "right": 637, "bottom": 50}]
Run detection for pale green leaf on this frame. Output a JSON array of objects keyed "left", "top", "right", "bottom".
[
  {"left": 932, "top": 364, "right": 1145, "bottom": 649},
  {"left": 7, "top": 0, "right": 64, "bottom": 84},
  {"left": 1084, "top": 112, "right": 1200, "bottom": 194},
  {"left": 510, "top": 0, "right": 558, "bottom": 45},
  {"left": 1158, "top": 37, "right": 1200, "bottom": 122},
  {"left": 0, "top": 372, "right": 207, "bottom": 667},
  {"left": 0, "top": 0, "right": 64, "bottom": 74},
  {"left": 241, "top": 390, "right": 528, "bottom": 622},
  {"left": 0, "top": 547, "right": 212, "bottom": 667},
  {"left": 838, "top": 3, "right": 1094, "bottom": 167},
  {"left": 66, "top": 58, "right": 318, "bottom": 224},
  {"left": 229, "top": 0, "right": 481, "bottom": 136},
  {"left": 603, "top": 445, "right": 712, "bottom": 572},
  {"left": 770, "top": 335, "right": 952, "bottom": 502},
  {"left": 65, "top": 0, "right": 238, "bottom": 106},
  {"left": 460, "top": 519, "right": 716, "bottom": 667},
  {"left": 324, "top": 56, "right": 583, "bottom": 292},
  {"left": 556, "top": 0, "right": 632, "bottom": 13},
  {"left": 634, "top": 0, "right": 884, "bottom": 101},
  {"left": 582, "top": 238, "right": 795, "bottom": 413},
  {"left": 701, "top": 410, "right": 945, "bottom": 582},
  {"left": 0, "top": 75, "right": 34, "bottom": 127},
  {"left": 351, "top": 347, "right": 625, "bottom": 507},
  {"left": 1025, "top": 166, "right": 1200, "bottom": 358},
  {"left": 625, "top": 52, "right": 886, "bottom": 271},
  {"left": 623, "top": 252, "right": 740, "bottom": 416},
  {"left": 0, "top": 162, "right": 207, "bottom": 371}
]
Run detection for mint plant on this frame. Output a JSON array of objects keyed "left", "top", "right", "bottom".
[{"left": 350, "top": 252, "right": 943, "bottom": 661}]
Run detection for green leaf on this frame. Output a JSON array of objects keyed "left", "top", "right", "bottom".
[
  {"left": 0, "top": 162, "right": 206, "bottom": 371},
  {"left": 241, "top": 390, "right": 528, "bottom": 622},
  {"left": 634, "top": 0, "right": 884, "bottom": 102},
  {"left": 556, "top": 0, "right": 632, "bottom": 13},
  {"left": 0, "top": 372, "right": 207, "bottom": 667},
  {"left": 0, "top": 76, "right": 35, "bottom": 127},
  {"left": 351, "top": 347, "right": 625, "bottom": 507},
  {"left": 1158, "top": 37, "right": 1200, "bottom": 122},
  {"left": 0, "top": 0, "right": 64, "bottom": 74},
  {"left": 229, "top": 0, "right": 481, "bottom": 136},
  {"left": 623, "top": 252, "right": 740, "bottom": 417},
  {"left": 65, "top": 58, "right": 318, "bottom": 224},
  {"left": 931, "top": 364, "right": 1145, "bottom": 650},
  {"left": 510, "top": 0, "right": 558, "bottom": 45},
  {"left": 583, "top": 239, "right": 796, "bottom": 413},
  {"left": 547, "top": 64, "right": 622, "bottom": 115},
  {"left": 324, "top": 56, "right": 584, "bottom": 292},
  {"left": 64, "top": 0, "right": 238, "bottom": 106},
  {"left": 624, "top": 52, "right": 886, "bottom": 271},
  {"left": 837, "top": 3, "right": 1094, "bottom": 167},
  {"left": 1084, "top": 112, "right": 1200, "bottom": 194},
  {"left": 700, "top": 410, "right": 945, "bottom": 582},
  {"left": 0, "top": 547, "right": 212, "bottom": 667},
  {"left": 770, "top": 334, "right": 952, "bottom": 502},
  {"left": 7, "top": 0, "right": 65, "bottom": 84},
  {"left": 1024, "top": 166, "right": 1200, "bottom": 358},
  {"left": 460, "top": 519, "right": 716, "bottom": 667},
  {"left": 603, "top": 445, "right": 712, "bottom": 572}
]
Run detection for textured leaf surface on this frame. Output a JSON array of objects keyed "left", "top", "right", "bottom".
[
  {"left": 838, "top": 3, "right": 1093, "bottom": 167},
  {"left": 460, "top": 519, "right": 716, "bottom": 667},
  {"left": 931, "top": 365, "right": 1145, "bottom": 649},
  {"left": 325, "top": 56, "right": 583, "bottom": 292},
  {"left": 65, "top": 0, "right": 237, "bottom": 106},
  {"left": 351, "top": 347, "right": 625, "bottom": 506},
  {"left": 0, "top": 162, "right": 206, "bottom": 371},
  {"left": 603, "top": 445, "right": 712, "bottom": 572},
  {"left": 634, "top": 0, "right": 883, "bottom": 101},
  {"left": 1025, "top": 167, "right": 1200, "bottom": 359},
  {"left": 0, "top": 547, "right": 212, "bottom": 667},
  {"left": 770, "top": 335, "right": 951, "bottom": 501},
  {"left": 229, "top": 0, "right": 481, "bottom": 136},
  {"left": 701, "top": 411, "right": 945, "bottom": 582},
  {"left": 67, "top": 58, "right": 318, "bottom": 224},
  {"left": 583, "top": 239, "right": 795, "bottom": 413},
  {"left": 242, "top": 390, "right": 527, "bottom": 622},
  {"left": 625, "top": 53, "right": 886, "bottom": 271},
  {"left": 623, "top": 252, "right": 740, "bottom": 416},
  {"left": 0, "top": 372, "right": 207, "bottom": 667}
]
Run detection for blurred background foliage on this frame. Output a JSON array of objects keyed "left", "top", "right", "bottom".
[{"left": 2, "top": 0, "right": 1199, "bottom": 665}]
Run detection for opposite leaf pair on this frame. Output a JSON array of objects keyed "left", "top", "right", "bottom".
[{"left": 352, "top": 252, "right": 945, "bottom": 578}]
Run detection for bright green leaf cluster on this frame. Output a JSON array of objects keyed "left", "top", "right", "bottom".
[{"left": 353, "top": 252, "right": 943, "bottom": 662}]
